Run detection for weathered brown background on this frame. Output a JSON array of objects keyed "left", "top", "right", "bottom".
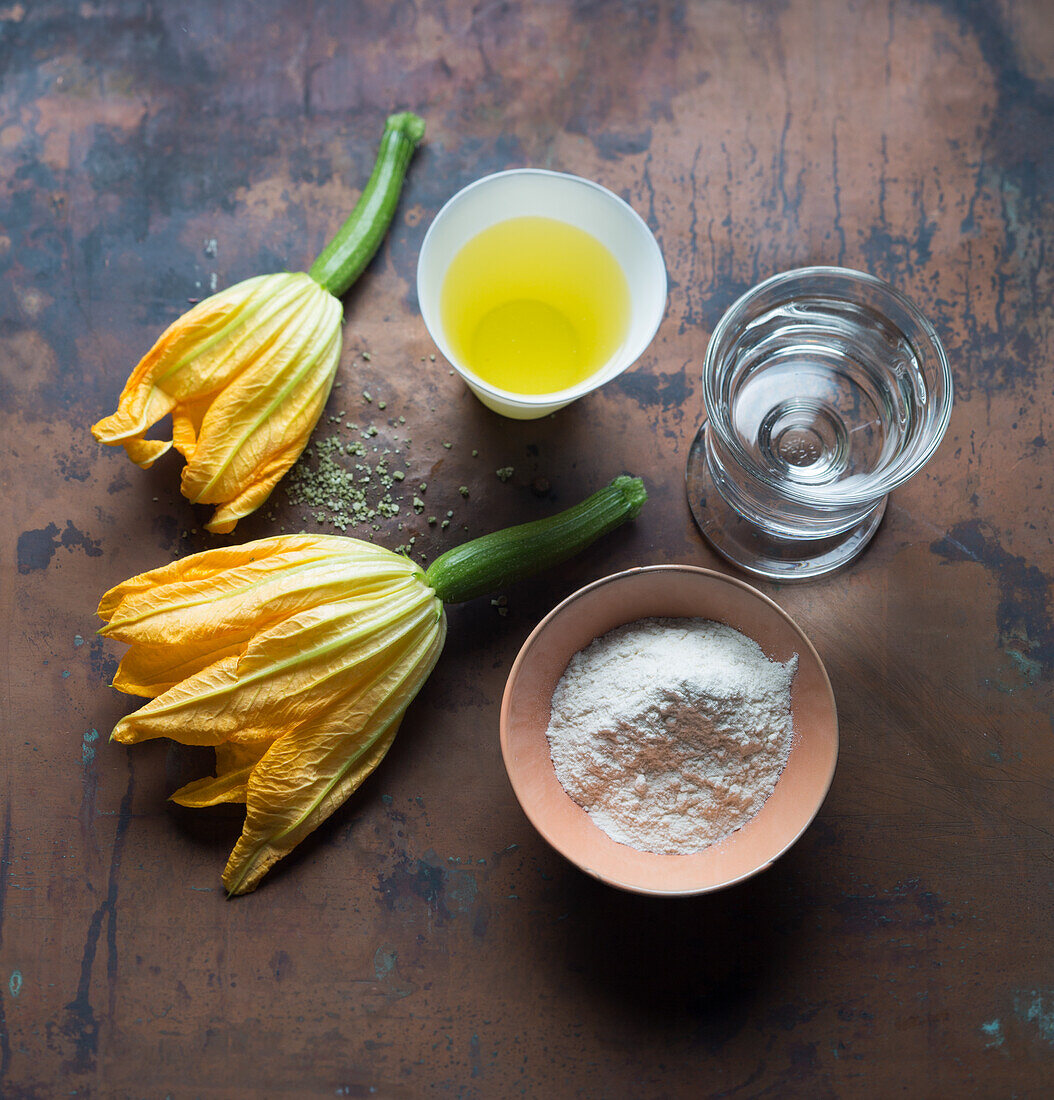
[{"left": 1, "top": 1, "right": 1052, "bottom": 1096}]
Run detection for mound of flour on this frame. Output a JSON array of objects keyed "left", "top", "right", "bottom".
[{"left": 545, "top": 617, "right": 797, "bottom": 853}]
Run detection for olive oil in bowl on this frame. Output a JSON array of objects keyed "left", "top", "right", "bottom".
[{"left": 439, "top": 216, "right": 631, "bottom": 395}]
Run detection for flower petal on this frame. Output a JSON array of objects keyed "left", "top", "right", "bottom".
[
  {"left": 91, "top": 274, "right": 276, "bottom": 454},
  {"left": 98, "top": 534, "right": 393, "bottom": 625},
  {"left": 180, "top": 286, "right": 342, "bottom": 530},
  {"left": 171, "top": 742, "right": 267, "bottom": 807},
  {"left": 92, "top": 272, "right": 340, "bottom": 530},
  {"left": 98, "top": 533, "right": 448, "bottom": 894},
  {"left": 122, "top": 436, "right": 174, "bottom": 469},
  {"left": 171, "top": 767, "right": 254, "bottom": 807},
  {"left": 112, "top": 637, "right": 247, "bottom": 698},
  {"left": 110, "top": 655, "right": 246, "bottom": 747},
  {"left": 170, "top": 393, "right": 213, "bottom": 462},
  {"left": 222, "top": 612, "right": 447, "bottom": 895},
  {"left": 100, "top": 536, "right": 415, "bottom": 694},
  {"left": 108, "top": 565, "right": 442, "bottom": 749}
]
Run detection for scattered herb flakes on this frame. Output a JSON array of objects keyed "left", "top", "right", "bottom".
[
  {"left": 496, "top": 466, "right": 514, "bottom": 482},
  {"left": 285, "top": 434, "right": 402, "bottom": 532},
  {"left": 287, "top": 390, "right": 484, "bottom": 539}
]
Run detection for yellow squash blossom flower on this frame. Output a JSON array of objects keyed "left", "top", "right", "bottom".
[
  {"left": 100, "top": 535, "right": 446, "bottom": 895},
  {"left": 92, "top": 274, "right": 342, "bottom": 534},
  {"left": 97, "top": 477, "right": 647, "bottom": 895},
  {"left": 91, "top": 112, "right": 425, "bottom": 534}
]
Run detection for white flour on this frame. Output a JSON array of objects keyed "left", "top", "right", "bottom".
[{"left": 545, "top": 617, "right": 797, "bottom": 853}]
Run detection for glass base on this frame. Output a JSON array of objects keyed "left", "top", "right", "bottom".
[{"left": 686, "top": 425, "right": 887, "bottom": 581}]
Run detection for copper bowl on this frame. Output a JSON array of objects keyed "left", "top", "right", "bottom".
[{"left": 499, "top": 565, "right": 838, "bottom": 896}]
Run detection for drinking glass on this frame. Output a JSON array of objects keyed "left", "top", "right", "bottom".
[{"left": 686, "top": 267, "right": 953, "bottom": 580}]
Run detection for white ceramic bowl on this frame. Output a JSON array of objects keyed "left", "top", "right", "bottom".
[
  {"left": 416, "top": 169, "right": 667, "bottom": 419},
  {"left": 500, "top": 565, "right": 839, "bottom": 896}
]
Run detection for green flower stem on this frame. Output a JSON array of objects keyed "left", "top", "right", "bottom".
[
  {"left": 425, "top": 476, "right": 648, "bottom": 605},
  {"left": 309, "top": 111, "right": 426, "bottom": 299}
]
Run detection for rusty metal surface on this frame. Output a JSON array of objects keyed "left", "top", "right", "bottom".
[{"left": 2, "top": 1, "right": 1052, "bottom": 1095}]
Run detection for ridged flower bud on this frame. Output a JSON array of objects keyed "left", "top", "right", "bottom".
[{"left": 92, "top": 274, "right": 342, "bottom": 533}]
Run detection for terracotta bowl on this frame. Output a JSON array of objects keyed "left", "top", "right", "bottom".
[{"left": 499, "top": 565, "right": 838, "bottom": 896}]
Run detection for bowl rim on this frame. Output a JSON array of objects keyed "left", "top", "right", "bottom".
[
  {"left": 499, "top": 563, "right": 839, "bottom": 897},
  {"left": 415, "top": 167, "right": 668, "bottom": 410}
]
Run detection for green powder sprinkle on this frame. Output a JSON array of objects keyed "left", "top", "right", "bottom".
[{"left": 285, "top": 434, "right": 401, "bottom": 532}]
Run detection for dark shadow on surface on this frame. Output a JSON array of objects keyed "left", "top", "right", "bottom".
[
  {"left": 548, "top": 846, "right": 811, "bottom": 1041},
  {"left": 160, "top": 731, "right": 419, "bottom": 895},
  {"left": 163, "top": 744, "right": 245, "bottom": 859}
]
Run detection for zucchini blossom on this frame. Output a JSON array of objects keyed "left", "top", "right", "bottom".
[
  {"left": 91, "top": 112, "right": 425, "bottom": 534},
  {"left": 101, "top": 535, "right": 445, "bottom": 894},
  {"left": 98, "top": 477, "right": 647, "bottom": 894},
  {"left": 91, "top": 274, "right": 341, "bottom": 533}
]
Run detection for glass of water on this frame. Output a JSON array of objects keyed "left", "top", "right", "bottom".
[{"left": 686, "top": 267, "right": 953, "bottom": 580}]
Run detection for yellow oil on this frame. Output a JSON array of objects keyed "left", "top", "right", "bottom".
[{"left": 440, "top": 216, "right": 630, "bottom": 395}]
